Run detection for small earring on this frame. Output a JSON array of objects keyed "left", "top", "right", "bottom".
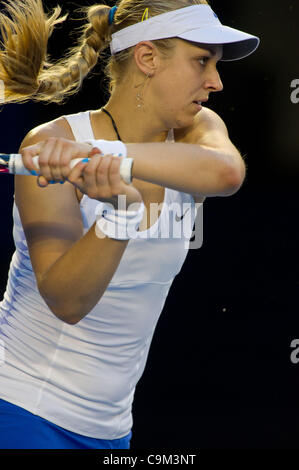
[
  {"left": 136, "top": 92, "right": 143, "bottom": 109},
  {"left": 136, "top": 73, "right": 152, "bottom": 110}
]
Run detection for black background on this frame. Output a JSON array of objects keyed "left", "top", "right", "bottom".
[{"left": 1, "top": 0, "right": 299, "bottom": 449}]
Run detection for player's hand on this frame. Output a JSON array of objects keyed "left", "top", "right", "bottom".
[
  {"left": 65, "top": 148, "right": 142, "bottom": 209},
  {"left": 20, "top": 137, "right": 95, "bottom": 184},
  {"left": 20, "top": 137, "right": 141, "bottom": 208}
]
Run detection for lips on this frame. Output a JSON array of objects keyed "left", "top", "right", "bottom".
[{"left": 193, "top": 99, "right": 208, "bottom": 104}]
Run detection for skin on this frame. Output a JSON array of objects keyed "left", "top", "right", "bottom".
[
  {"left": 96, "top": 38, "right": 223, "bottom": 142},
  {"left": 16, "top": 39, "right": 244, "bottom": 323},
  {"left": 22, "top": 38, "right": 224, "bottom": 196}
]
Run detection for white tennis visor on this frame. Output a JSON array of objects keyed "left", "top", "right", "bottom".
[{"left": 110, "top": 5, "right": 260, "bottom": 61}]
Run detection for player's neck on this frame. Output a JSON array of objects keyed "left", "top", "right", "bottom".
[{"left": 98, "top": 90, "right": 169, "bottom": 143}]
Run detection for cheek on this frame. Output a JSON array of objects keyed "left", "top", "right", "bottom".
[
  {"left": 155, "top": 64, "right": 185, "bottom": 97},
  {"left": 154, "top": 76, "right": 186, "bottom": 107}
]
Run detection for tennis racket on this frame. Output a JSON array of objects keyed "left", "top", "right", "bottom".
[{"left": 0, "top": 154, "right": 134, "bottom": 184}]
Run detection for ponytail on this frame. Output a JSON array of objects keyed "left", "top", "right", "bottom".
[{"left": 0, "top": 0, "right": 112, "bottom": 104}]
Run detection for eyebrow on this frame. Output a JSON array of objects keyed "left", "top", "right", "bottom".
[
  {"left": 188, "top": 41, "right": 223, "bottom": 60},
  {"left": 200, "top": 47, "right": 223, "bottom": 60}
]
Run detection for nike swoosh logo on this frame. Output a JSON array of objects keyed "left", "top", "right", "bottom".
[{"left": 175, "top": 209, "right": 190, "bottom": 222}]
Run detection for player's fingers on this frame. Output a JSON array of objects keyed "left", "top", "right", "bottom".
[
  {"left": 20, "top": 141, "right": 47, "bottom": 173},
  {"left": 37, "top": 175, "right": 49, "bottom": 187},
  {"left": 36, "top": 137, "right": 62, "bottom": 181},
  {"left": 65, "top": 160, "right": 89, "bottom": 186},
  {"left": 95, "top": 155, "right": 113, "bottom": 190},
  {"left": 79, "top": 154, "right": 104, "bottom": 192},
  {"left": 58, "top": 146, "right": 80, "bottom": 180},
  {"left": 89, "top": 147, "right": 103, "bottom": 157},
  {"left": 108, "top": 157, "right": 123, "bottom": 195}
]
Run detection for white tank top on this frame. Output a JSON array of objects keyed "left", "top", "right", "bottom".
[{"left": 0, "top": 110, "right": 200, "bottom": 439}]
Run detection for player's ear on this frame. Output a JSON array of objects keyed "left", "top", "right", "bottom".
[{"left": 133, "top": 41, "right": 159, "bottom": 76}]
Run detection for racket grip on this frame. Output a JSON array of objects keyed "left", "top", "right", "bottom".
[{"left": 10, "top": 154, "right": 134, "bottom": 184}]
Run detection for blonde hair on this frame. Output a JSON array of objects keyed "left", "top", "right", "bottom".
[{"left": 0, "top": 0, "right": 209, "bottom": 104}]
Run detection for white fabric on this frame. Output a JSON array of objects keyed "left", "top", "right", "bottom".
[
  {"left": 85, "top": 138, "right": 127, "bottom": 158},
  {"left": 84, "top": 138, "right": 133, "bottom": 184},
  {"left": 95, "top": 200, "right": 145, "bottom": 240},
  {"left": 0, "top": 110, "right": 201, "bottom": 439},
  {"left": 110, "top": 4, "right": 260, "bottom": 61}
]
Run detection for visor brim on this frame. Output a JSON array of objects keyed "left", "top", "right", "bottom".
[{"left": 178, "top": 25, "right": 260, "bottom": 61}]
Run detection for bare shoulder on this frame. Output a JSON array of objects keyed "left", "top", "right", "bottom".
[
  {"left": 21, "top": 115, "right": 75, "bottom": 148},
  {"left": 174, "top": 106, "right": 229, "bottom": 144}
]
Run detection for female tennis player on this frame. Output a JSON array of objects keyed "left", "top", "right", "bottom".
[{"left": 0, "top": 0, "right": 259, "bottom": 449}]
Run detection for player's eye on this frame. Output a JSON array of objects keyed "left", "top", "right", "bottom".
[{"left": 198, "top": 57, "right": 210, "bottom": 66}]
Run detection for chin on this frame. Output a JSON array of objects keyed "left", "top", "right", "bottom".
[
  {"left": 174, "top": 113, "right": 195, "bottom": 129},
  {"left": 163, "top": 106, "right": 194, "bottom": 130}
]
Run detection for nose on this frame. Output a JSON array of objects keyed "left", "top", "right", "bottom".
[{"left": 204, "top": 68, "right": 224, "bottom": 93}]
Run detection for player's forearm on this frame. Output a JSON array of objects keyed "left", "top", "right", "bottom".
[
  {"left": 38, "top": 224, "right": 128, "bottom": 325},
  {"left": 126, "top": 142, "right": 246, "bottom": 197}
]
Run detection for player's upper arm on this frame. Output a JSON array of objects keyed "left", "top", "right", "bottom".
[
  {"left": 175, "top": 106, "right": 240, "bottom": 155},
  {"left": 15, "top": 118, "right": 83, "bottom": 288},
  {"left": 175, "top": 107, "right": 246, "bottom": 201}
]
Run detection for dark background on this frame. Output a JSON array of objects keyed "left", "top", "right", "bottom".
[{"left": 1, "top": 0, "right": 299, "bottom": 449}]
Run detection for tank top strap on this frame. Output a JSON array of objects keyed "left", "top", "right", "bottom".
[
  {"left": 63, "top": 110, "right": 174, "bottom": 144},
  {"left": 63, "top": 110, "right": 95, "bottom": 141}
]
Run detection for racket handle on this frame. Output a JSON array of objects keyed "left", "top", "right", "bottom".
[{"left": 7, "top": 154, "right": 134, "bottom": 184}]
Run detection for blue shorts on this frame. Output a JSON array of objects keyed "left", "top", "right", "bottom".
[{"left": 0, "top": 399, "right": 132, "bottom": 449}]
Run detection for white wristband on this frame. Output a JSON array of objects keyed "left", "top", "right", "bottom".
[
  {"left": 85, "top": 139, "right": 127, "bottom": 158},
  {"left": 95, "top": 201, "right": 145, "bottom": 240},
  {"left": 85, "top": 139, "right": 133, "bottom": 184}
]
